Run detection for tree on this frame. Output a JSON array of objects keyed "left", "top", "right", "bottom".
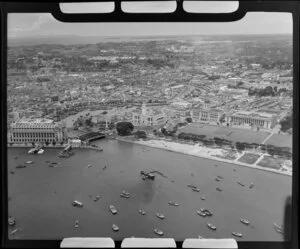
[
  {"left": 45, "top": 141, "right": 49, "bottom": 146},
  {"left": 280, "top": 114, "right": 293, "bottom": 132},
  {"left": 186, "top": 117, "right": 192, "bottom": 123},
  {"left": 134, "top": 130, "right": 147, "bottom": 139},
  {"left": 116, "top": 122, "right": 134, "bottom": 136}
]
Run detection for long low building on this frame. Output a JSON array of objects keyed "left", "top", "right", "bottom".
[
  {"left": 226, "top": 111, "right": 277, "bottom": 129},
  {"left": 8, "top": 118, "right": 66, "bottom": 144}
]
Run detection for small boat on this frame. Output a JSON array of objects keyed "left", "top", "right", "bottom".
[
  {"left": 122, "top": 190, "right": 130, "bottom": 195},
  {"left": 87, "top": 164, "right": 93, "bottom": 168},
  {"left": 240, "top": 218, "right": 250, "bottom": 225},
  {"left": 232, "top": 232, "right": 243, "bottom": 237},
  {"left": 8, "top": 216, "right": 16, "bottom": 226},
  {"left": 10, "top": 228, "right": 19, "bottom": 235},
  {"left": 201, "top": 196, "right": 206, "bottom": 200},
  {"left": 207, "top": 223, "right": 217, "bottom": 231},
  {"left": 37, "top": 149, "right": 44, "bottom": 154},
  {"left": 215, "top": 178, "right": 220, "bottom": 182},
  {"left": 28, "top": 148, "right": 36, "bottom": 154},
  {"left": 217, "top": 176, "right": 224, "bottom": 179},
  {"left": 168, "top": 201, "right": 179, "bottom": 206},
  {"left": 72, "top": 200, "right": 83, "bottom": 208},
  {"left": 153, "top": 228, "right": 164, "bottom": 236},
  {"left": 112, "top": 224, "right": 119, "bottom": 232},
  {"left": 237, "top": 181, "right": 245, "bottom": 187},
  {"left": 16, "top": 165, "right": 26, "bottom": 169},
  {"left": 74, "top": 220, "right": 79, "bottom": 228},
  {"left": 216, "top": 187, "right": 223, "bottom": 192},
  {"left": 138, "top": 209, "right": 146, "bottom": 215},
  {"left": 51, "top": 162, "right": 57, "bottom": 165},
  {"left": 10, "top": 170, "right": 15, "bottom": 175},
  {"left": 187, "top": 184, "right": 197, "bottom": 189},
  {"left": 275, "top": 227, "right": 284, "bottom": 234},
  {"left": 120, "top": 193, "right": 130, "bottom": 199},
  {"left": 94, "top": 196, "right": 101, "bottom": 202},
  {"left": 200, "top": 208, "right": 213, "bottom": 216},
  {"left": 109, "top": 205, "right": 117, "bottom": 214},
  {"left": 25, "top": 161, "right": 33, "bottom": 164},
  {"left": 156, "top": 213, "right": 165, "bottom": 219},
  {"left": 192, "top": 188, "right": 200, "bottom": 192},
  {"left": 196, "top": 210, "right": 207, "bottom": 217},
  {"left": 249, "top": 183, "right": 255, "bottom": 188}
]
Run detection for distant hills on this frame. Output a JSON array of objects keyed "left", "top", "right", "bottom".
[{"left": 8, "top": 33, "right": 292, "bottom": 47}]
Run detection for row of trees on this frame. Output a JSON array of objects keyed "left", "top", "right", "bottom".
[{"left": 248, "top": 86, "right": 292, "bottom": 97}]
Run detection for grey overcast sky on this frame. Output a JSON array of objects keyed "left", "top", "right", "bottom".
[{"left": 7, "top": 1, "right": 292, "bottom": 38}]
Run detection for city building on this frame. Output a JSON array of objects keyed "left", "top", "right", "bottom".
[
  {"left": 132, "top": 102, "right": 165, "bottom": 127},
  {"left": 191, "top": 108, "right": 223, "bottom": 124},
  {"left": 226, "top": 111, "right": 277, "bottom": 129},
  {"left": 8, "top": 118, "right": 66, "bottom": 144}
]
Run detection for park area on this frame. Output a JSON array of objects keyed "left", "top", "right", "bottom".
[
  {"left": 265, "top": 134, "right": 292, "bottom": 149},
  {"left": 238, "top": 153, "right": 261, "bottom": 165},
  {"left": 179, "top": 124, "right": 271, "bottom": 144},
  {"left": 257, "top": 155, "right": 283, "bottom": 170}
]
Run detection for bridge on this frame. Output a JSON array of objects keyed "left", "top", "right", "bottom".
[{"left": 79, "top": 132, "right": 106, "bottom": 143}]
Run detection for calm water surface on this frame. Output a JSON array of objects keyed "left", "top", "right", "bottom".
[{"left": 8, "top": 139, "right": 291, "bottom": 241}]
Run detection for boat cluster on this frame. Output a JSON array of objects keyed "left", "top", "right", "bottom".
[{"left": 140, "top": 170, "right": 155, "bottom": 180}]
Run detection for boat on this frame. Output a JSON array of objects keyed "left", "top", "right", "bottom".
[
  {"left": 10, "top": 170, "right": 15, "bottom": 175},
  {"left": 215, "top": 178, "right": 220, "bottom": 182},
  {"left": 200, "top": 208, "right": 213, "bottom": 216},
  {"left": 249, "top": 183, "right": 255, "bottom": 188},
  {"left": 28, "top": 148, "right": 36, "bottom": 154},
  {"left": 25, "top": 161, "right": 33, "bottom": 164},
  {"left": 273, "top": 222, "right": 282, "bottom": 229},
  {"left": 216, "top": 187, "right": 223, "bottom": 192},
  {"left": 112, "top": 224, "right": 119, "bottom": 232},
  {"left": 192, "top": 188, "right": 200, "bottom": 192},
  {"left": 8, "top": 216, "right": 16, "bottom": 226},
  {"left": 120, "top": 193, "right": 130, "bottom": 199},
  {"left": 138, "top": 209, "right": 146, "bottom": 215},
  {"left": 187, "top": 184, "right": 197, "bottom": 189},
  {"left": 74, "top": 220, "right": 79, "bottom": 228},
  {"left": 140, "top": 170, "right": 155, "bottom": 180},
  {"left": 207, "top": 223, "right": 217, "bottom": 231},
  {"left": 10, "top": 228, "right": 19, "bottom": 235},
  {"left": 168, "top": 201, "right": 179, "bottom": 207},
  {"left": 37, "top": 149, "right": 44, "bottom": 155},
  {"left": 153, "top": 228, "right": 164, "bottom": 236},
  {"left": 232, "top": 232, "right": 243, "bottom": 237},
  {"left": 156, "top": 213, "right": 165, "bottom": 219},
  {"left": 94, "top": 196, "right": 101, "bottom": 202},
  {"left": 16, "top": 165, "right": 26, "bottom": 169},
  {"left": 109, "top": 205, "right": 117, "bottom": 214},
  {"left": 201, "top": 196, "right": 206, "bottom": 200},
  {"left": 240, "top": 218, "right": 250, "bottom": 225},
  {"left": 217, "top": 176, "right": 224, "bottom": 179},
  {"left": 196, "top": 210, "right": 207, "bottom": 217},
  {"left": 237, "top": 181, "right": 245, "bottom": 187},
  {"left": 72, "top": 200, "right": 83, "bottom": 208},
  {"left": 274, "top": 227, "right": 284, "bottom": 234},
  {"left": 122, "top": 190, "right": 130, "bottom": 195},
  {"left": 51, "top": 162, "right": 57, "bottom": 165},
  {"left": 87, "top": 164, "right": 93, "bottom": 168}
]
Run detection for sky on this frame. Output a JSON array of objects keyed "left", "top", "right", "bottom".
[{"left": 7, "top": 1, "right": 292, "bottom": 38}]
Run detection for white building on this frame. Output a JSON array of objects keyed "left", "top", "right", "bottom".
[
  {"left": 132, "top": 103, "right": 165, "bottom": 127},
  {"left": 191, "top": 108, "right": 223, "bottom": 124},
  {"left": 9, "top": 118, "right": 66, "bottom": 144}
]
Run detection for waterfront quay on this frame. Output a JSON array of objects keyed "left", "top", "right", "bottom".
[{"left": 8, "top": 139, "right": 291, "bottom": 241}]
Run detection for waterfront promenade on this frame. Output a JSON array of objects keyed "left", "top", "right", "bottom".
[{"left": 116, "top": 137, "right": 292, "bottom": 176}]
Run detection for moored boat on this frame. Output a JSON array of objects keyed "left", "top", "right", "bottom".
[
  {"left": 232, "top": 232, "right": 243, "bottom": 237},
  {"left": 16, "top": 165, "right": 26, "bottom": 169},
  {"left": 216, "top": 187, "right": 223, "bottom": 192},
  {"left": 138, "top": 209, "right": 146, "bottom": 215},
  {"left": 192, "top": 188, "right": 200, "bottom": 192},
  {"left": 207, "top": 223, "right": 217, "bottom": 231},
  {"left": 240, "top": 218, "right": 250, "bottom": 225},
  {"left": 74, "top": 220, "right": 79, "bottom": 228},
  {"left": 196, "top": 210, "right": 207, "bottom": 217},
  {"left": 72, "top": 200, "right": 83, "bottom": 207},
  {"left": 215, "top": 178, "right": 220, "bottom": 182},
  {"left": 249, "top": 183, "right": 255, "bottom": 188},
  {"left": 153, "top": 228, "right": 164, "bottom": 236},
  {"left": 94, "top": 196, "right": 101, "bottom": 202},
  {"left": 25, "top": 161, "right": 33, "bottom": 164},
  {"left": 37, "top": 149, "right": 44, "bottom": 154},
  {"left": 168, "top": 201, "right": 179, "bottom": 206},
  {"left": 201, "top": 196, "right": 206, "bottom": 200},
  {"left": 10, "top": 228, "right": 19, "bottom": 235},
  {"left": 156, "top": 213, "right": 165, "bottom": 219},
  {"left": 112, "top": 224, "right": 119, "bottom": 232},
  {"left": 200, "top": 208, "right": 213, "bottom": 216},
  {"left": 120, "top": 193, "right": 130, "bottom": 199},
  {"left": 237, "top": 181, "right": 245, "bottom": 187},
  {"left": 109, "top": 205, "right": 117, "bottom": 214}
]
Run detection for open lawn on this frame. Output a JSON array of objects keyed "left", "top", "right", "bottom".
[
  {"left": 257, "top": 155, "right": 283, "bottom": 170},
  {"left": 179, "top": 124, "right": 271, "bottom": 144},
  {"left": 238, "top": 153, "right": 261, "bottom": 164},
  {"left": 265, "top": 134, "right": 292, "bottom": 149}
]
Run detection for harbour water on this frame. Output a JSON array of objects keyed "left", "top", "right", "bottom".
[{"left": 8, "top": 139, "right": 291, "bottom": 241}]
